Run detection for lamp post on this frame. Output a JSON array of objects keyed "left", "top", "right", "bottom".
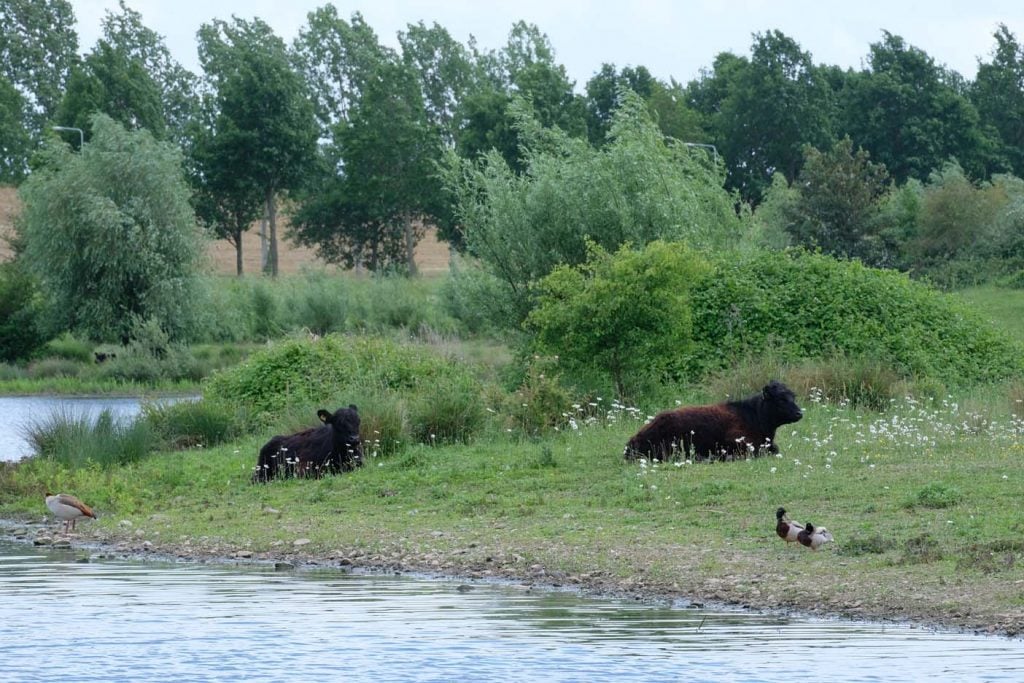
[
  {"left": 683, "top": 142, "right": 718, "bottom": 165},
  {"left": 53, "top": 126, "right": 84, "bottom": 148}
]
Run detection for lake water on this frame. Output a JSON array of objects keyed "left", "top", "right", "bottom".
[
  {"left": 1, "top": 538, "right": 1022, "bottom": 682},
  {"left": 0, "top": 395, "right": 187, "bottom": 462}
]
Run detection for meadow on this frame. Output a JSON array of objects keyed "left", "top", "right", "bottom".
[{"left": 2, "top": 275, "right": 1024, "bottom": 636}]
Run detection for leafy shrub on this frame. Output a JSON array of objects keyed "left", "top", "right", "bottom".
[
  {"left": 690, "top": 249, "right": 1024, "bottom": 386},
  {"left": 42, "top": 333, "right": 93, "bottom": 363},
  {"left": 27, "top": 358, "right": 82, "bottom": 379},
  {"left": 439, "top": 262, "right": 519, "bottom": 335},
  {"left": 507, "top": 356, "right": 573, "bottom": 435},
  {"left": 408, "top": 375, "right": 487, "bottom": 445},
  {"left": 905, "top": 483, "right": 963, "bottom": 510},
  {"left": 204, "top": 334, "right": 485, "bottom": 424},
  {"left": 527, "top": 241, "right": 711, "bottom": 399}
]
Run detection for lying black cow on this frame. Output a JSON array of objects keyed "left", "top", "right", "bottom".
[
  {"left": 624, "top": 381, "right": 803, "bottom": 462},
  {"left": 252, "top": 405, "right": 363, "bottom": 483}
]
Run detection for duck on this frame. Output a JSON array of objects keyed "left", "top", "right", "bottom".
[
  {"left": 775, "top": 507, "right": 802, "bottom": 543},
  {"left": 45, "top": 492, "right": 97, "bottom": 533},
  {"left": 797, "top": 522, "right": 834, "bottom": 550}
]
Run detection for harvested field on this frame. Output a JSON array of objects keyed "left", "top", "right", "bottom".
[{"left": 0, "top": 186, "right": 451, "bottom": 276}]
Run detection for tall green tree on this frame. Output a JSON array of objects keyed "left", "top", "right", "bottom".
[
  {"left": 54, "top": 40, "right": 166, "bottom": 143},
  {"left": 0, "top": 0, "right": 78, "bottom": 135},
  {"left": 0, "top": 74, "right": 30, "bottom": 182},
  {"left": 710, "top": 31, "right": 834, "bottom": 202},
  {"left": 292, "top": 59, "right": 443, "bottom": 274},
  {"left": 97, "top": 1, "right": 200, "bottom": 146},
  {"left": 398, "top": 20, "right": 473, "bottom": 146},
  {"left": 973, "top": 25, "right": 1024, "bottom": 178},
  {"left": 17, "top": 114, "right": 204, "bottom": 343},
  {"left": 455, "top": 22, "right": 586, "bottom": 168},
  {"left": 444, "top": 90, "right": 745, "bottom": 319},
  {"left": 838, "top": 32, "right": 995, "bottom": 184},
  {"left": 782, "top": 137, "right": 893, "bottom": 265},
  {"left": 198, "top": 17, "right": 318, "bottom": 277},
  {"left": 292, "top": 7, "right": 388, "bottom": 133}
]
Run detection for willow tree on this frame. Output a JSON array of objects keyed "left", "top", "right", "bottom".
[{"left": 17, "top": 114, "right": 205, "bottom": 343}]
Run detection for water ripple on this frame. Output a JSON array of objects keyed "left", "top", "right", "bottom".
[{"left": 1, "top": 541, "right": 1022, "bottom": 682}]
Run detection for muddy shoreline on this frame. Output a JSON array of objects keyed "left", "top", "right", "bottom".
[{"left": 4, "top": 518, "right": 1021, "bottom": 640}]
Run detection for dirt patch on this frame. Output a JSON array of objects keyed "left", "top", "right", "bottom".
[
  {"left": 0, "top": 186, "right": 451, "bottom": 275},
  {"left": 7, "top": 520, "right": 1023, "bottom": 639}
]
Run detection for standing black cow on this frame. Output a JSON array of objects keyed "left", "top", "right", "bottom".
[
  {"left": 624, "top": 381, "right": 803, "bottom": 462},
  {"left": 252, "top": 405, "right": 363, "bottom": 483}
]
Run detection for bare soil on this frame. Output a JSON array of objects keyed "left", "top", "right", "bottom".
[{"left": 0, "top": 186, "right": 451, "bottom": 275}]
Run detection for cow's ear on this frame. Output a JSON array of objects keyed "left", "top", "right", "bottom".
[
  {"left": 349, "top": 403, "right": 358, "bottom": 412},
  {"left": 317, "top": 409, "right": 332, "bottom": 424}
]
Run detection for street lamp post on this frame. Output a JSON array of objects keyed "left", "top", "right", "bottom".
[
  {"left": 683, "top": 142, "right": 719, "bottom": 165},
  {"left": 53, "top": 126, "right": 84, "bottom": 148}
]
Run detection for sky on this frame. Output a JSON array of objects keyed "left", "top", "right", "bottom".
[{"left": 67, "top": 0, "right": 1024, "bottom": 87}]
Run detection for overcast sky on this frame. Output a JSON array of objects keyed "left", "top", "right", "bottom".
[{"left": 67, "top": 0, "right": 1024, "bottom": 87}]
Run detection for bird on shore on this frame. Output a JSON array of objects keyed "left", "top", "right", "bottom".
[
  {"left": 775, "top": 507, "right": 803, "bottom": 543},
  {"left": 45, "top": 492, "right": 96, "bottom": 533},
  {"left": 797, "top": 522, "right": 834, "bottom": 550}
]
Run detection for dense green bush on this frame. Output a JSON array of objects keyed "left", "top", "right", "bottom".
[
  {"left": 204, "top": 335, "right": 488, "bottom": 444},
  {"left": 690, "top": 249, "right": 1024, "bottom": 385},
  {"left": 527, "top": 241, "right": 711, "bottom": 399},
  {"left": 0, "top": 261, "right": 47, "bottom": 362},
  {"left": 42, "top": 333, "right": 94, "bottom": 363}
]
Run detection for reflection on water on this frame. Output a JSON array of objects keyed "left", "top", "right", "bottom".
[
  {"left": 0, "top": 539, "right": 1022, "bottom": 682},
  {"left": 0, "top": 395, "right": 189, "bottom": 462}
]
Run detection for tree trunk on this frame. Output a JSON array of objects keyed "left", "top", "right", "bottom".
[
  {"left": 233, "top": 224, "right": 244, "bottom": 276},
  {"left": 404, "top": 214, "right": 418, "bottom": 277},
  {"left": 266, "top": 189, "right": 279, "bottom": 277}
]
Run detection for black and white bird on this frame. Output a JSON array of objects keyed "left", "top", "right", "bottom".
[
  {"left": 775, "top": 507, "right": 803, "bottom": 543},
  {"left": 797, "top": 522, "right": 834, "bottom": 550}
]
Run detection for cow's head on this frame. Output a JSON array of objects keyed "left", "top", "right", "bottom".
[
  {"left": 761, "top": 381, "right": 803, "bottom": 426},
  {"left": 318, "top": 405, "right": 363, "bottom": 466}
]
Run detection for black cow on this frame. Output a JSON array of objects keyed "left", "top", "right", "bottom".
[
  {"left": 252, "top": 405, "right": 363, "bottom": 483},
  {"left": 624, "top": 381, "right": 803, "bottom": 462}
]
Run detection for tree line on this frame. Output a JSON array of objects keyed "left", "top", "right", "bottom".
[{"left": 2, "top": 0, "right": 1023, "bottom": 282}]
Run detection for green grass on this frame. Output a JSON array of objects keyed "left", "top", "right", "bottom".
[
  {"left": 4, "top": 390, "right": 1024, "bottom": 584},
  {"left": 956, "top": 285, "right": 1024, "bottom": 338}
]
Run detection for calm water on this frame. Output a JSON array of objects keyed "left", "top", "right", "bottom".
[
  {"left": 0, "top": 395, "right": 187, "bottom": 462},
  {"left": 1, "top": 539, "right": 1022, "bottom": 682}
]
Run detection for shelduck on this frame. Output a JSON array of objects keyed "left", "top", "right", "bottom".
[
  {"left": 797, "top": 522, "right": 833, "bottom": 550},
  {"left": 45, "top": 492, "right": 96, "bottom": 533},
  {"left": 775, "top": 507, "right": 802, "bottom": 543}
]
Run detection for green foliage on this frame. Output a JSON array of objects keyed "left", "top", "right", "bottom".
[
  {"left": 528, "top": 241, "right": 711, "bottom": 399},
  {"left": 690, "top": 249, "right": 1024, "bottom": 386},
  {"left": 0, "top": 260, "right": 47, "bottom": 361},
  {"left": 203, "top": 334, "right": 485, "bottom": 427},
  {"left": 23, "top": 407, "right": 156, "bottom": 468},
  {"left": 701, "top": 30, "right": 835, "bottom": 202},
  {"left": 17, "top": 114, "right": 205, "bottom": 343},
  {"left": 42, "top": 333, "right": 93, "bottom": 363},
  {"left": 507, "top": 356, "right": 573, "bottom": 436},
  {"left": 906, "top": 482, "right": 963, "bottom": 509},
  {"left": 781, "top": 138, "right": 894, "bottom": 266},
  {"left": 0, "top": 74, "right": 30, "bottom": 181},
  {"left": 444, "top": 89, "right": 745, "bottom": 321},
  {"left": 143, "top": 398, "right": 241, "bottom": 450},
  {"left": 408, "top": 374, "right": 487, "bottom": 445},
  {"left": 837, "top": 32, "right": 995, "bottom": 184}
]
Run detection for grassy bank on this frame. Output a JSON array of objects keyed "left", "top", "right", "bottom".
[{"left": 3, "top": 387, "right": 1024, "bottom": 636}]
